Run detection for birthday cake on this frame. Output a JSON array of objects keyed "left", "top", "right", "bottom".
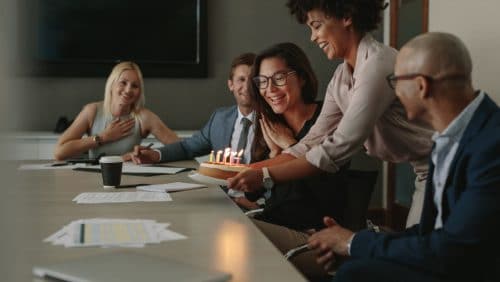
[{"left": 198, "top": 162, "right": 247, "bottom": 179}]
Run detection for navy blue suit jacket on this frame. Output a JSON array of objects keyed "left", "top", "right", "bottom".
[
  {"left": 158, "top": 106, "right": 237, "bottom": 162},
  {"left": 351, "top": 94, "right": 500, "bottom": 281}
]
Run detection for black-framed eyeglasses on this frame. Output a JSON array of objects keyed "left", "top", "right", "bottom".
[
  {"left": 253, "top": 70, "right": 297, "bottom": 89},
  {"left": 386, "top": 73, "right": 468, "bottom": 90}
]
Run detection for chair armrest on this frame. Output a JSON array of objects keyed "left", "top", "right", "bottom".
[{"left": 244, "top": 208, "right": 264, "bottom": 217}]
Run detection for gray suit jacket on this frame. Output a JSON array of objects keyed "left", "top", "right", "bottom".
[{"left": 159, "top": 106, "right": 238, "bottom": 162}]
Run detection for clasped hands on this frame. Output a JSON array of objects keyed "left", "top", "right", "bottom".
[
  {"left": 227, "top": 117, "right": 296, "bottom": 192},
  {"left": 308, "top": 217, "right": 354, "bottom": 270},
  {"left": 260, "top": 117, "right": 296, "bottom": 156}
]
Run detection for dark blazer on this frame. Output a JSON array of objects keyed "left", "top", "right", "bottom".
[
  {"left": 351, "top": 94, "right": 500, "bottom": 281},
  {"left": 158, "top": 106, "right": 238, "bottom": 162}
]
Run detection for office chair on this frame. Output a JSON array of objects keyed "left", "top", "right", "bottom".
[
  {"left": 282, "top": 169, "right": 378, "bottom": 261},
  {"left": 342, "top": 169, "right": 378, "bottom": 231}
]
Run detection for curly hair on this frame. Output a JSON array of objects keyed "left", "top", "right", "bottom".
[{"left": 286, "top": 0, "right": 387, "bottom": 33}]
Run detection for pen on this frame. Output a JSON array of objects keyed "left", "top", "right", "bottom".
[
  {"left": 134, "top": 143, "right": 154, "bottom": 160},
  {"left": 80, "top": 223, "right": 85, "bottom": 244},
  {"left": 50, "top": 162, "right": 69, "bottom": 167}
]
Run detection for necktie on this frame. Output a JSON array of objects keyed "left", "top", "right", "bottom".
[{"left": 237, "top": 117, "right": 252, "bottom": 153}]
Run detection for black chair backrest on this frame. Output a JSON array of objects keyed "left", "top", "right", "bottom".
[{"left": 343, "top": 169, "right": 378, "bottom": 231}]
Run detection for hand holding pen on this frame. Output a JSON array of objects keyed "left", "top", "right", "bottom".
[{"left": 131, "top": 142, "right": 160, "bottom": 164}]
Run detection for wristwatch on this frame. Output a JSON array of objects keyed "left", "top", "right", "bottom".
[
  {"left": 262, "top": 167, "right": 274, "bottom": 190},
  {"left": 92, "top": 135, "right": 102, "bottom": 146}
]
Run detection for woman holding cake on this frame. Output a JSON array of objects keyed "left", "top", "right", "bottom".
[
  {"left": 54, "top": 61, "right": 180, "bottom": 160},
  {"left": 245, "top": 42, "right": 349, "bottom": 280}
]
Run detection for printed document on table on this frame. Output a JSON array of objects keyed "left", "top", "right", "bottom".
[
  {"left": 44, "top": 218, "right": 187, "bottom": 248},
  {"left": 74, "top": 220, "right": 155, "bottom": 247},
  {"left": 73, "top": 191, "right": 172, "bottom": 204},
  {"left": 137, "top": 182, "right": 206, "bottom": 193}
]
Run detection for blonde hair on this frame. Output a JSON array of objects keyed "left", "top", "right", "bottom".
[{"left": 103, "top": 61, "right": 145, "bottom": 117}]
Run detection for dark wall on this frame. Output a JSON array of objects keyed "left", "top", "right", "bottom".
[{"left": 7, "top": 0, "right": 341, "bottom": 131}]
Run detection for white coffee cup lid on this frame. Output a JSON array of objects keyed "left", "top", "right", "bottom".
[{"left": 99, "top": 156, "right": 123, "bottom": 163}]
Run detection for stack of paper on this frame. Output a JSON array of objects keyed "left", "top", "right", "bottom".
[
  {"left": 44, "top": 218, "right": 187, "bottom": 247},
  {"left": 137, "top": 182, "right": 206, "bottom": 193},
  {"left": 73, "top": 191, "right": 172, "bottom": 204}
]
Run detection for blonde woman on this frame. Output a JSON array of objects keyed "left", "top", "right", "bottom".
[{"left": 54, "top": 61, "right": 179, "bottom": 160}]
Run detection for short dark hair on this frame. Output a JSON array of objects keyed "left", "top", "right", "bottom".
[
  {"left": 286, "top": 0, "right": 387, "bottom": 34},
  {"left": 228, "top": 52, "right": 256, "bottom": 80},
  {"left": 250, "top": 42, "right": 318, "bottom": 161}
]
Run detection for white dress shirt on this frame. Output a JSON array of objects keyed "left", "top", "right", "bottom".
[{"left": 431, "top": 91, "right": 484, "bottom": 229}]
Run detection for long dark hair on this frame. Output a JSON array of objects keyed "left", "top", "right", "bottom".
[{"left": 250, "top": 42, "right": 318, "bottom": 161}]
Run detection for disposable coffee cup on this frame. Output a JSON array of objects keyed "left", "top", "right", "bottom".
[{"left": 99, "top": 156, "right": 123, "bottom": 188}]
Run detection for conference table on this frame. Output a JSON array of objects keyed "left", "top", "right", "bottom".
[{"left": 0, "top": 160, "right": 306, "bottom": 281}]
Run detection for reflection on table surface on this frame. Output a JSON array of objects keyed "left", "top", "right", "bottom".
[{"left": 1, "top": 160, "right": 305, "bottom": 282}]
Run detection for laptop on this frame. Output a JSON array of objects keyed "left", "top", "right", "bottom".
[{"left": 33, "top": 252, "right": 232, "bottom": 282}]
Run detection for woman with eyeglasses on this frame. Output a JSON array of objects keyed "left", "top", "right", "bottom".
[
  {"left": 228, "top": 0, "right": 433, "bottom": 228},
  {"left": 246, "top": 42, "right": 350, "bottom": 280}
]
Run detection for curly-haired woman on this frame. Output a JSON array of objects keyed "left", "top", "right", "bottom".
[{"left": 229, "top": 0, "right": 433, "bottom": 229}]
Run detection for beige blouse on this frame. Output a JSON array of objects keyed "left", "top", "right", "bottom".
[{"left": 286, "top": 34, "right": 433, "bottom": 176}]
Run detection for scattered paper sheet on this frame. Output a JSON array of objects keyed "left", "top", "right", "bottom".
[
  {"left": 195, "top": 154, "right": 210, "bottom": 164},
  {"left": 76, "top": 163, "right": 188, "bottom": 174},
  {"left": 137, "top": 182, "right": 206, "bottom": 193},
  {"left": 18, "top": 163, "right": 79, "bottom": 170},
  {"left": 44, "top": 218, "right": 186, "bottom": 248},
  {"left": 73, "top": 191, "right": 172, "bottom": 204}
]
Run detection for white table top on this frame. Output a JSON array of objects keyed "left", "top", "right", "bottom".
[
  {"left": 0, "top": 160, "right": 305, "bottom": 282},
  {"left": 1, "top": 130, "right": 196, "bottom": 139}
]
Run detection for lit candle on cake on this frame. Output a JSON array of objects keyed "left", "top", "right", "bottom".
[
  {"left": 209, "top": 150, "right": 214, "bottom": 163},
  {"left": 235, "top": 149, "right": 244, "bottom": 165},
  {"left": 216, "top": 150, "right": 223, "bottom": 163},
  {"left": 223, "top": 148, "right": 231, "bottom": 164},
  {"left": 230, "top": 151, "right": 237, "bottom": 165}
]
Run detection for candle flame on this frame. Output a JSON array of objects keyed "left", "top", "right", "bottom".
[
  {"left": 216, "top": 150, "right": 223, "bottom": 163},
  {"left": 223, "top": 148, "right": 231, "bottom": 164}
]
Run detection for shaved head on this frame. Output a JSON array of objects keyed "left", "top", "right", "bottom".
[
  {"left": 394, "top": 32, "right": 477, "bottom": 132},
  {"left": 398, "top": 32, "right": 472, "bottom": 81}
]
